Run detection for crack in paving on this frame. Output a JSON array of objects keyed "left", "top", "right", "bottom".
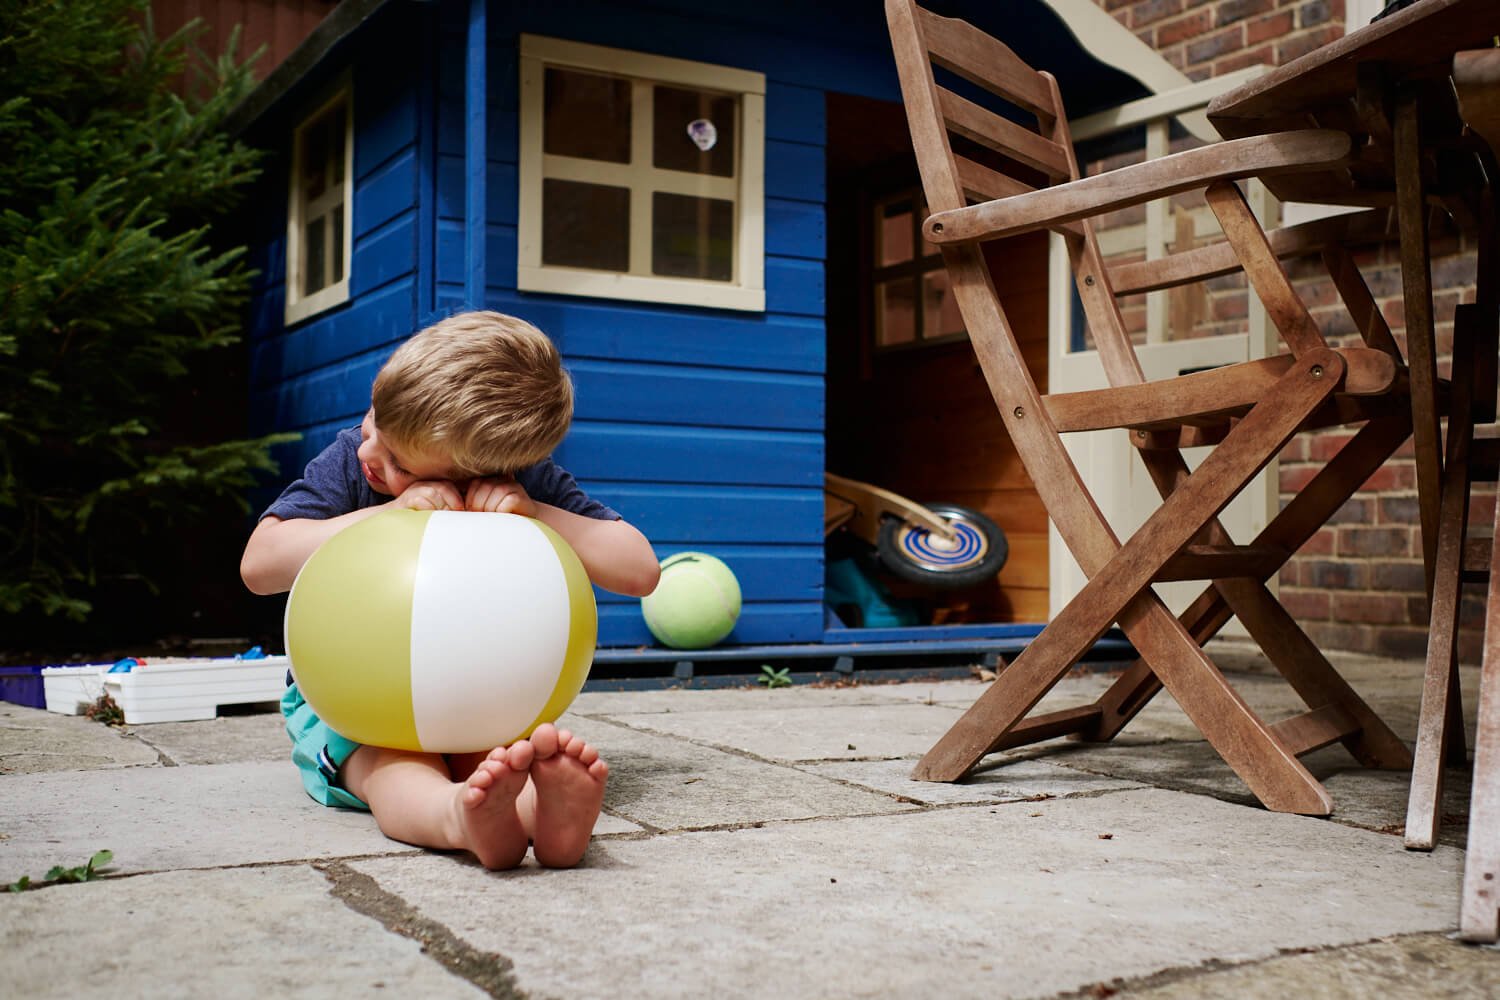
[{"left": 314, "top": 860, "right": 530, "bottom": 999}]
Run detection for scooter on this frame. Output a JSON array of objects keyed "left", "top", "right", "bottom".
[{"left": 823, "top": 472, "right": 1008, "bottom": 589}]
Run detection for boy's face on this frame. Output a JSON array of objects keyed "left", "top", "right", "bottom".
[{"left": 356, "top": 411, "right": 460, "bottom": 497}]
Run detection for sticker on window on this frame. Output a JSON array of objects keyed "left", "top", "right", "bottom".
[{"left": 687, "top": 118, "right": 718, "bottom": 152}]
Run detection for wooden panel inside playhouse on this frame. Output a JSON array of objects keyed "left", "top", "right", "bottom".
[{"left": 825, "top": 92, "right": 1049, "bottom": 625}]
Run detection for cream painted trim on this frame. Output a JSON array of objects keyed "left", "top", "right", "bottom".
[
  {"left": 520, "top": 35, "right": 765, "bottom": 96},
  {"left": 518, "top": 266, "right": 765, "bottom": 311},
  {"left": 1070, "top": 65, "right": 1270, "bottom": 144},
  {"left": 284, "top": 77, "right": 354, "bottom": 326},
  {"left": 517, "top": 35, "right": 766, "bottom": 311}
]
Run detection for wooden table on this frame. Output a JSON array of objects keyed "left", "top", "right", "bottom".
[{"left": 1208, "top": 0, "right": 1500, "bottom": 942}]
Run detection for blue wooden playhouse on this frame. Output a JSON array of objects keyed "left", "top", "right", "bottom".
[{"left": 234, "top": 0, "right": 1148, "bottom": 673}]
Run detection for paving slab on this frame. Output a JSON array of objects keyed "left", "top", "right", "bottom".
[
  {"left": 353, "top": 788, "right": 1463, "bottom": 1000},
  {"left": 0, "top": 761, "right": 411, "bottom": 877},
  {"left": 602, "top": 699, "right": 966, "bottom": 762},
  {"left": 593, "top": 717, "right": 916, "bottom": 830},
  {"left": 0, "top": 703, "right": 160, "bottom": 774},
  {"left": 572, "top": 683, "right": 895, "bottom": 716},
  {"left": 796, "top": 756, "right": 1144, "bottom": 805},
  {"left": 125, "top": 708, "right": 288, "bottom": 765},
  {"left": 2, "top": 866, "right": 487, "bottom": 999},
  {"left": 1111, "top": 932, "right": 1500, "bottom": 999}
]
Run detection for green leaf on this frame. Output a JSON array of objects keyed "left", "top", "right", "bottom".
[
  {"left": 87, "top": 849, "right": 113, "bottom": 872},
  {"left": 7, "top": 876, "right": 30, "bottom": 893}
]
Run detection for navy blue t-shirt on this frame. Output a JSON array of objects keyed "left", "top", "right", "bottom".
[{"left": 262, "top": 426, "right": 619, "bottom": 523}]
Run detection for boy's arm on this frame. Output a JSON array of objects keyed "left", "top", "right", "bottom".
[
  {"left": 241, "top": 479, "right": 466, "bottom": 595},
  {"left": 241, "top": 509, "right": 387, "bottom": 595},
  {"left": 464, "top": 476, "right": 659, "bottom": 596},
  {"left": 533, "top": 504, "right": 661, "bottom": 597}
]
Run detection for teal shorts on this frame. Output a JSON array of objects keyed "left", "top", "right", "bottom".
[{"left": 281, "top": 681, "right": 368, "bottom": 810}]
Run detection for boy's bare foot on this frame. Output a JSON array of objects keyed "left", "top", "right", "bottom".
[
  {"left": 527, "top": 723, "right": 609, "bottom": 868},
  {"left": 456, "top": 739, "right": 534, "bottom": 870}
]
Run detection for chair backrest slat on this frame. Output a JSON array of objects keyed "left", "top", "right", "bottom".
[
  {"left": 953, "top": 154, "right": 1036, "bottom": 202},
  {"left": 916, "top": 5, "right": 1055, "bottom": 119},
  {"left": 937, "top": 86, "right": 1073, "bottom": 180}
]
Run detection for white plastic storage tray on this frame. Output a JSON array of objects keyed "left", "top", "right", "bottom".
[{"left": 43, "top": 656, "right": 289, "bottom": 724}]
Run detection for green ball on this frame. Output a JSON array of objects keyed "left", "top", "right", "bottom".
[{"left": 641, "top": 551, "right": 742, "bottom": 649}]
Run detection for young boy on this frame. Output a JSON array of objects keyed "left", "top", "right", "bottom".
[{"left": 241, "top": 311, "right": 660, "bottom": 869}]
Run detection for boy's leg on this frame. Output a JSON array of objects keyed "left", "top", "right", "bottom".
[
  {"left": 515, "top": 723, "right": 610, "bottom": 868},
  {"left": 341, "top": 742, "right": 534, "bottom": 870}
]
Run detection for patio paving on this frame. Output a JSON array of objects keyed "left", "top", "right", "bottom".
[{"left": 0, "top": 641, "right": 1494, "bottom": 998}]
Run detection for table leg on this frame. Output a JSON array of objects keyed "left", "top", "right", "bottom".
[{"left": 1395, "top": 91, "right": 1444, "bottom": 597}]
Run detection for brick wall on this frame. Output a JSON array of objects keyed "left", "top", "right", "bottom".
[{"left": 1092, "top": 0, "right": 1488, "bottom": 660}]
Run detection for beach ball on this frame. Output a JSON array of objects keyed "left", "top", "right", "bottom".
[
  {"left": 640, "top": 551, "right": 742, "bottom": 649},
  {"left": 285, "top": 510, "right": 596, "bottom": 753}
]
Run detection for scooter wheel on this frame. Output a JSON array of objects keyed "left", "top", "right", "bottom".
[{"left": 876, "top": 503, "right": 1008, "bottom": 589}]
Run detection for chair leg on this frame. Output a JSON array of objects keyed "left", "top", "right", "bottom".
[
  {"left": 1119, "top": 591, "right": 1335, "bottom": 814},
  {"left": 1406, "top": 304, "right": 1481, "bottom": 849},
  {"left": 1085, "top": 415, "right": 1412, "bottom": 743},
  {"left": 918, "top": 353, "right": 1340, "bottom": 802},
  {"left": 1460, "top": 589, "right": 1500, "bottom": 941}
]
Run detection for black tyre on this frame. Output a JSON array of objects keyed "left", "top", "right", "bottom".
[{"left": 876, "top": 502, "right": 1008, "bottom": 589}]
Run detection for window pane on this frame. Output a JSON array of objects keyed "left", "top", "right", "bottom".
[
  {"left": 329, "top": 105, "right": 346, "bottom": 186},
  {"left": 304, "top": 216, "right": 326, "bottom": 296},
  {"left": 922, "top": 269, "right": 964, "bottom": 339},
  {"left": 878, "top": 200, "right": 914, "bottom": 267},
  {"left": 302, "top": 115, "right": 329, "bottom": 200},
  {"left": 544, "top": 68, "right": 631, "bottom": 163},
  {"left": 330, "top": 205, "right": 345, "bottom": 284},
  {"left": 542, "top": 178, "right": 630, "bottom": 271},
  {"left": 652, "top": 192, "right": 733, "bottom": 281},
  {"left": 652, "top": 85, "right": 736, "bottom": 177},
  {"left": 876, "top": 279, "right": 916, "bottom": 347}
]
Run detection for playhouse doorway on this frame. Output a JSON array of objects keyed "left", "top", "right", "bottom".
[{"left": 824, "top": 92, "right": 1050, "bottom": 628}]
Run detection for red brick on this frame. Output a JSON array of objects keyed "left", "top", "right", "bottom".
[
  {"left": 1245, "top": 10, "right": 1295, "bottom": 42},
  {"left": 1304, "top": 558, "right": 1368, "bottom": 589},
  {"left": 1332, "top": 591, "right": 1409, "bottom": 625},
  {"left": 1132, "top": 0, "right": 1187, "bottom": 28},
  {"left": 1376, "top": 494, "right": 1421, "bottom": 525},
  {"left": 1217, "top": 0, "right": 1276, "bottom": 27},
  {"left": 1296, "top": 528, "right": 1336, "bottom": 556},
  {"left": 1361, "top": 462, "right": 1413, "bottom": 492},
  {"left": 1187, "top": 25, "right": 1246, "bottom": 64},
  {"left": 1337, "top": 525, "right": 1410, "bottom": 558},
  {"left": 1371, "top": 559, "right": 1426, "bottom": 592},
  {"left": 1214, "top": 44, "right": 1275, "bottom": 74},
  {"left": 1282, "top": 587, "right": 1331, "bottom": 620},
  {"left": 1157, "top": 9, "right": 1213, "bottom": 45},
  {"left": 1298, "top": 0, "right": 1333, "bottom": 28}
]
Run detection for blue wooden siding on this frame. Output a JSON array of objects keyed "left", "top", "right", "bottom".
[
  {"left": 246, "top": 6, "right": 433, "bottom": 482},
  {"left": 243, "top": 0, "right": 937, "bottom": 647}
]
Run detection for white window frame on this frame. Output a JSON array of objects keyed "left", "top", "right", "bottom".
[
  {"left": 518, "top": 35, "right": 766, "bottom": 312},
  {"left": 284, "top": 79, "right": 354, "bottom": 325}
]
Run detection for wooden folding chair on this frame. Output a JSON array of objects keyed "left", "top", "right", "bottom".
[
  {"left": 885, "top": 0, "right": 1416, "bottom": 815},
  {"left": 1404, "top": 49, "right": 1500, "bottom": 941}
]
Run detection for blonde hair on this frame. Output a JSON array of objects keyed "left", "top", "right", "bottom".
[{"left": 371, "top": 311, "right": 574, "bottom": 476}]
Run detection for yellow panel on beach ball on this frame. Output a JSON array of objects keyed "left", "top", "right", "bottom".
[{"left": 285, "top": 510, "right": 597, "bottom": 753}]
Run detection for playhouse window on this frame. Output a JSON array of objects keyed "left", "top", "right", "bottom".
[
  {"left": 873, "top": 191, "right": 965, "bottom": 350},
  {"left": 518, "top": 36, "right": 765, "bottom": 311},
  {"left": 285, "top": 84, "right": 353, "bottom": 325}
]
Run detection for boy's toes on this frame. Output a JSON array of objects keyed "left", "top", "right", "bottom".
[
  {"left": 505, "top": 738, "right": 535, "bottom": 772},
  {"left": 530, "top": 723, "right": 560, "bottom": 759}
]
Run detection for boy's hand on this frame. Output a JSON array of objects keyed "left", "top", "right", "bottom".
[
  {"left": 465, "top": 476, "right": 538, "bottom": 517},
  {"left": 393, "top": 479, "right": 465, "bottom": 511}
]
